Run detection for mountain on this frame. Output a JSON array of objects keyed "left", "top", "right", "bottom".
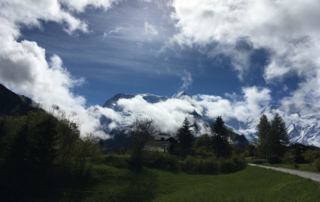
[
  {"left": 0, "top": 84, "right": 40, "bottom": 116},
  {"left": 103, "top": 93, "right": 168, "bottom": 111},
  {"left": 101, "top": 91, "right": 320, "bottom": 147},
  {"left": 172, "top": 91, "right": 190, "bottom": 99},
  {"left": 101, "top": 91, "right": 249, "bottom": 148}
]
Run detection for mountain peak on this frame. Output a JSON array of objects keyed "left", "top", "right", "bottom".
[{"left": 172, "top": 91, "right": 189, "bottom": 99}]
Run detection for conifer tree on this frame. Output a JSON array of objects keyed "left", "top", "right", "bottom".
[
  {"left": 177, "top": 118, "right": 194, "bottom": 156},
  {"left": 211, "top": 116, "right": 231, "bottom": 158},
  {"left": 269, "top": 113, "right": 289, "bottom": 156},
  {"left": 254, "top": 114, "right": 271, "bottom": 161}
]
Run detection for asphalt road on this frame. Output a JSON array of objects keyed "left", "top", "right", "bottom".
[{"left": 248, "top": 163, "right": 320, "bottom": 183}]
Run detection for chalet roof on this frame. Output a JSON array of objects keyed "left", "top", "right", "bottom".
[
  {"left": 154, "top": 135, "right": 178, "bottom": 141},
  {"left": 144, "top": 140, "right": 171, "bottom": 152}
]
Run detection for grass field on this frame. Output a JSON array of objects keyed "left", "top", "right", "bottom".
[
  {"left": 58, "top": 158, "right": 320, "bottom": 202},
  {"left": 246, "top": 157, "right": 319, "bottom": 173}
]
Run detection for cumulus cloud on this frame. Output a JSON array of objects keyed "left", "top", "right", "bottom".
[
  {"left": 101, "top": 86, "right": 272, "bottom": 136},
  {"left": 179, "top": 69, "right": 193, "bottom": 90},
  {"left": 0, "top": 0, "right": 120, "bottom": 138},
  {"left": 169, "top": 0, "right": 320, "bottom": 106},
  {"left": 144, "top": 22, "right": 158, "bottom": 36}
]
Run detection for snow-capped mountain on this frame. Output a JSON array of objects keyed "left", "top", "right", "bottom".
[
  {"left": 103, "top": 93, "right": 168, "bottom": 110},
  {"left": 101, "top": 91, "right": 320, "bottom": 147}
]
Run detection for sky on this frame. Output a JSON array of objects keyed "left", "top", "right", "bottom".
[{"left": 1, "top": 0, "right": 320, "bottom": 138}]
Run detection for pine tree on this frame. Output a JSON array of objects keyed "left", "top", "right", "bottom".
[
  {"left": 211, "top": 116, "right": 231, "bottom": 158},
  {"left": 212, "top": 116, "right": 227, "bottom": 137},
  {"left": 269, "top": 113, "right": 289, "bottom": 156},
  {"left": 177, "top": 118, "right": 194, "bottom": 156},
  {"left": 254, "top": 114, "right": 271, "bottom": 161}
]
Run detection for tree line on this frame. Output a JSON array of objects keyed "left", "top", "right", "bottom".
[
  {"left": 253, "top": 113, "right": 289, "bottom": 163},
  {"left": 128, "top": 116, "right": 239, "bottom": 170},
  {"left": 0, "top": 110, "right": 104, "bottom": 200}
]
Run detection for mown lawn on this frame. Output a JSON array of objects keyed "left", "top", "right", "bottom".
[
  {"left": 246, "top": 157, "right": 319, "bottom": 173},
  {"left": 59, "top": 161, "right": 320, "bottom": 202}
]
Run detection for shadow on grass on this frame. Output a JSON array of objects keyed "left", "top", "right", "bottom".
[
  {"left": 253, "top": 160, "right": 266, "bottom": 165},
  {"left": 122, "top": 168, "right": 159, "bottom": 202}
]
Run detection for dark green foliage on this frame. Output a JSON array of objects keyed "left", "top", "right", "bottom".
[
  {"left": 212, "top": 116, "right": 227, "bottom": 137},
  {"left": 143, "top": 151, "right": 178, "bottom": 170},
  {"left": 219, "top": 159, "right": 237, "bottom": 173},
  {"left": 194, "top": 134, "right": 212, "bottom": 149},
  {"left": 254, "top": 114, "right": 271, "bottom": 161},
  {"left": 246, "top": 144, "right": 256, "bottom": 160},
  {"left": 303, "top": 149, "right": 315, "bottom": 165},
  {"left": 212, "top": 135, "right": 231, "bottom": 158},
  {"left": 255, "top": 113, "right": 289, "bottom": 161},
  {"left": 120, "top": 147, "right": 126, "bottom": 155},
  {"left": 177, "top": 118, "right": 194, "bottom": 156},
  {"left": 267, "top": 155, "right": 282, "bottom": 164},
  {"left": 314, "top": 158, "right": 320, "bottom": 171},
  {"left": 211, "top": 116, "right": 231, "bottom": 158},
  {"left": 0, "top": 110, "right": 104, "bottom": 201},
  {"left": 194, "top": 134, "right": 214, "bottom": 156},
  {"left": 269, "top": 113, "right": 289, "bottom": 157},
  {"left": 129, "top": 118, "right": 157, "bottom": 169},
  {"left": 179, "top": 155, "right": 245, "bottom": 174},
  {"left": 5, "top": 120, "right": 29, "bottom": 172}
]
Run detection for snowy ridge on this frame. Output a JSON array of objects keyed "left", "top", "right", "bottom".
[{"left": 101, "top": 91, "right": 320, "bottom": 147}]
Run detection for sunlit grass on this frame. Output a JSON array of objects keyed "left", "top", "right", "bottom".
[{"left": 59, "top": 157, "right": 320, "bottom": 202}]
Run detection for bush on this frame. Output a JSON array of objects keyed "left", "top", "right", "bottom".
[
  {"left": 294, "top": 155, "right": 306, "bottom": 164},
  {"left": 143, "top": 152, "right": 178, "bottom": 170},
  {"left": 314, "top": 158, "right": 320, "bottom": 172},
  {"left": 232, "top": 155, "right": 247, "bottom": 170},
  {"left": 96, "top": 155, "right": 129, "bottom": 169},
  {"left": 283, "top": 151, "right": 294, "bottom": 164},
  {"left": 267, "top": 155, "right": 282, "bottom": 164},
  {"left": 180, "top": 156, "right": 219, "bottom": 174},
  {"left": 220, "top": 159, "right": 237, "bottom": 173}
]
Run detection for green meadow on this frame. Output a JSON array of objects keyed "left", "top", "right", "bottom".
[{"left": 58, "top": 156, "right": 320, "bottom": 202}]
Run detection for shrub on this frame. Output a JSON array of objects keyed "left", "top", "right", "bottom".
[
  {"left": 203, "top": 159, "right": 219, "bottom": 174},
  {"left": 314, "top": 158, "right": 320, "bottom": 172},
  {"left": 143, "top": 152, "right": 178, "bottom": 170},
  {"left": 303, "top": 149, "right": 315, "bottom": 165},
  {"left": 232, "top": 155, "right": 247, "bottom": 170},
  {"left": 294, "top": 155, "right": 306, "bottom": 164},
  {"left": 283, "top": 151, "right": 294, "bottom": 164},
  {"left": 267, "top": 155, "right": 282, "bottom": 164},
  {"left": 313, "top": 150, "right": 320, "bottom": 159},
  {"left": 220, "top": 159, "right": 237, "bottom": 173},
  {"left": 98, "top": 155, "right": 129, "bottom": 169}
]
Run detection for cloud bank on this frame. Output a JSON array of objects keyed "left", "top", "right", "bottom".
[
  {"left": 101, "top": 87, "right": 272, "bottom": 136},
  {"left": 169, "top": 0, "right": 320, "bottom": 108},
  {"left": 0, "top": 0, "right": 121, "bottom": 138}
]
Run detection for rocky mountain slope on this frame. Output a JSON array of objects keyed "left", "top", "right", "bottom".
[{"left": 0, "top": 84, "right": 40, "bottom": 116}]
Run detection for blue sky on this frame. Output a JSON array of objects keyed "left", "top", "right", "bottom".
[
  {"left": 15, "top": 0, "right": 298, "bottom": 106},
  {"left": 1, "top": 0, "right": 319, "bottom": 137}
]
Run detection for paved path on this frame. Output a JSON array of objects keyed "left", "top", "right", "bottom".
[{"left": 248, "top": 163, "right": 320, "bottom": 183}]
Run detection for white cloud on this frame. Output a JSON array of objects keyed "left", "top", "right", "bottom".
[
  {"left": 144, "top": 22, "right": 158, "bottom": 36},
  {"left": 0, "top": 0, "right": 120, "bottom": 138},
  {"left": 169, "top": 0, "right": 320, "bottom": 106},
  {"left": 100, "top": 86, "right": 272, "bottom": 136},
  {"left": 179, "top": 69, "right": 192, "bottom": 90},
  {"left": 103, "top": 27, "right": 123, "bottom": 39}
]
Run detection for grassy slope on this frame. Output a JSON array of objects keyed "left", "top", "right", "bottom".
[
  {"left": 246, "top": 157, "right": 318, "bottom": 172},
  {"left": 61, "top": 162, "right": 320, "bottom": 202}
]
